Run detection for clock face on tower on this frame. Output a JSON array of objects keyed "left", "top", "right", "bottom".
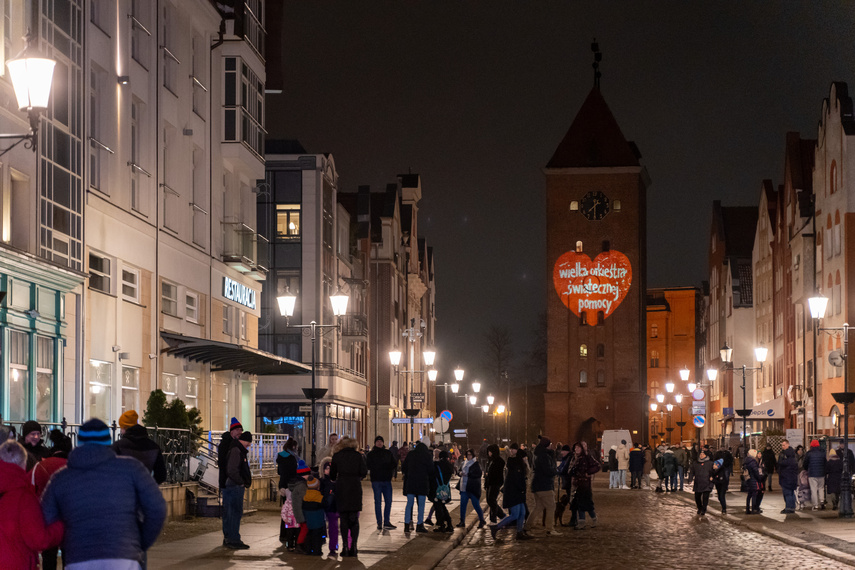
[{"left": 580, "top": 191, "right": 610, "bottom": 220}]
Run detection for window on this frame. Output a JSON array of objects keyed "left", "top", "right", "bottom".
[
  {"left": 223, "top": 58, "right": 264, "bottom": 158},
  {"left": 580, "top": 312, "right": 587, "bottom": 326},
  {"left": 88, "top": 360, "right": 112, "bottom": 421},
  {"left": 276, "top": 204, "right": 301, "bottom": 239},
  {"left": 191, "top": 148, "right": 207, "bottom": 247},
  {"left": 575, "top": 241, "right": 583, "bottom": 253},
  {"left": 223, "top": 303, "right": 233, "bottom": 335},
  {"left": 184, "top": 376, "right": 198, "bottom": 409},
  {"left": 130, "top": 0, "right": 150, "bottom": 68},
  {"left": 90, "top": 0, "right": 113, "bottom": 33},
  {"left": 89, "top": 66, "right": 109, "bottom": 193},
  {"left": 579, "top": 370, "right": 588, "bottom": 386},
  {"left": 89, "top": 252, "right": 111, "bottom": 293},
  {"left": 831, "top": 160, "right": 837, "bottom": 194},
  {"left": 130, "top": 100, "right": 148, "bottom": 212},
  {"left": 569, "top": 201, "right": 579, "bottom": 211},
  {"left": 9, "top": 330, "right": 29, "bottom": 422},
  {"left": 121, "top": 267, "right": 140, "bottom": 302},
  {"left": 650, "top": 350, "right": 660, "bottom": 368},
  {"left": 161, "top": 373, "right": 177, "bottom": 402},
  {"left": 650, "top": 323, "right": 658, "bottom": 338},
  {"left": 613, "top": 200, "right": 621, "bottom": 211},
  {"left": 239, "top": 310, "right": 247, "bottom": 340},
  {"left": 186, "top": 292, "right": 199, "bottom": 323},
  {"left": 161, "top": 4, "right": 178, "bottom": 93},
  {"left": 835, "top": 272, "right": 842, "bottom": 315},
  {"left": 834, "top": 215, "right": 842, "bottom": 256},
  {"left": 36, "top": 336, "right": 55, "bottom": 422},
  {"left": 597, "top": 370, "right": 606, "bottom": 387},
  {"left": 162, "top": 281, "right": 178, "bottom": 316},
  {"left": 596, "top": 344, "right": 605, "bottom": 359},
  {"left": 580, "top": 344, "right": 588, "bottom": 358},
  {"left": 121, "top": 366, "right": 139, "bottom": 414},
  {"left": 191, "top": 35, "right": 207, "bottom": 116}
]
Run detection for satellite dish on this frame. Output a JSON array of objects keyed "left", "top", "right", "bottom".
[{"left": 829, "top": 350, "right": 845, "bottom": 368}]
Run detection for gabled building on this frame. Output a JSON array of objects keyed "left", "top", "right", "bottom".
[
  {"left": 753, "top": 181, "right": 776, "bottom": 411},
  {"left": 706, "top": 202, "right": 757, "bottom": 442}
]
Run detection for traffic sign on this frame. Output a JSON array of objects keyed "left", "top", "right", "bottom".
[
  {"left": 434, "top": 417, "right": 450, "bottom": 433},
  {"left": 440, "top": 410, "right": 453, "bottom": 422},
  {"left": 453, "top": 429, "right": 468, "bottom": 434},
  {"left": 691, "top": 401, "right": 706, "bottom": 415},
  {"left": 692, "top": 388, "right": 706, "bottom": 401},
  {"left": 693, "top": 415, "right": 706, "bottom": 428},
  {"left": 392, "top": 417, "right": 434, "bottom": 425},
  {"left": 298, "top": 405, "right": 312, "bottom": 412},
  {"left": 413, "top": 417, "right": 433, "bottom": 424},
  {"left": 411, "top": 392, "right": 425, "bottom": 403},
  {"left": 391, "top": 418, "right": 410, "bottom": 424}
]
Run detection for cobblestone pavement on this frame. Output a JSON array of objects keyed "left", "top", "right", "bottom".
[{"left": 440, "top": 482, "right": 853, "bottom": 570}]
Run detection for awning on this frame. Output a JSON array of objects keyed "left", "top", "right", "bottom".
[
  {"left": 161, "top": 332, "right": 311, "bottom": 376},
  {"left": 748, "top": 397, "right": 785, "bottom": 420}
]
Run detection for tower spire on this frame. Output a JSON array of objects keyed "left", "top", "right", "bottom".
[{"left": 591, "top": 38, "right": 602, "bottom": 88}]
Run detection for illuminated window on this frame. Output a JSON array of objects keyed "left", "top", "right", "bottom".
[
  {"left": 613, "top": 200, "right": 621, "bottom": 211},
  {"left": 277, "top": 204, "right": 301, "bottom": 239},
  {"left": 650, "top": 350, "right": 660, "bottom": 368},
  {"left": 579, "top": 370, "right": 588, "bottom": 386},
  {"left": 580, "top": 344, "right": 588, "bottom": 358},
  {"left": 569, "top": 201, "right": 579, "bottom": 211},
  {"left": 651, "top": 323, "right": 658, "bottom": 338},
  {"left": 576, "top": 241, "right": 583, "bottom": 253}
]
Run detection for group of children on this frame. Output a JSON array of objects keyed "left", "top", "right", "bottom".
[{"left": 280, "top": 456, "right": 349, "bottom": 556}]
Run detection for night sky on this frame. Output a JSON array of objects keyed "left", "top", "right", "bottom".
[{"left": 269, "top": 2, "right": 855, "bottom": 386}]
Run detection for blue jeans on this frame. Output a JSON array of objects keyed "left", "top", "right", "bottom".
[
  {"left": 222, "top": 485, "right": 245, "bottom": 544},
  {"left": 609, "top": 471, "right": 619, "bottom": 487},
  {"left": 619, "top": 469, "right": 627, "bottom": 487},
  {"left": 460, "top": 491, "right": 485, "bottom": 524},
  {"left": 405, "top": 494, "right": 426, "bottom": 524},
  {"left": 372, "top": 481, "right": 393, "bottom": 526},
  {"left": 677, "top": 466, "right": 684, "bottom": 490},
  {"left": 495, "top": 503, "right": 525, "bottom": 533},
  {"left": 782, "top": 487, "right": 796, "bottom": 511}
]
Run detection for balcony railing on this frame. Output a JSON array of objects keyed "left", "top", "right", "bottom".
[
  {"left": 247, "top": 233, "right": 269, "bottom": 281},
  {"left": 339, "top": 314, "right": 368, "bottom": 342},
  {"left": 223, "top": 221, "right": 255, "bottom": 272}
]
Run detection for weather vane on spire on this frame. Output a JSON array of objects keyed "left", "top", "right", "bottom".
[{"left": 591, "top": 38, "right": 602, "bottom": 88}]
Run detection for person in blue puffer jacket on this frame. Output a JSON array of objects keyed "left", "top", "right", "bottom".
[{"left": 41, "top": 418, "right": 167, "bottom": 567}]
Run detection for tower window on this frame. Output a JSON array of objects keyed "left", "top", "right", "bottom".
[
  {"left": 613, "top": 200, "right": 621, "bottom": 211},
  {"left": 650, "top": 350, "right": 660, "bottom": 368},
  {"left": 597, "top": 370, "right": 605, "bottom": 387},
  {"left": 576, "top": 240, "right": 583, "bottom": 253},
  {"left": 597, "top": 344, "right": 605, "bottom": 359},
  {"left": 651, "top": 324, "right": 659, "bottom": 338},
  {"left": 580, "top": 344, "right": 588, "bottom": 358},
  {"left": 580, "top": 370, "right": 588, "bottom": 386},
  {"left": 569, "top": 201, "right": 579, "bottom": 211}
]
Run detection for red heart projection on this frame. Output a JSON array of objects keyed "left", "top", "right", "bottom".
[{"left": 553, "top": 250, "right": 632, "bottom": 325}]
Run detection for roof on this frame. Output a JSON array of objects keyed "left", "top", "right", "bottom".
[
  {"left": 735, "top": 260, "right": 754, "bottom": 307},
  {"left": 546, "top": 87, "right": 640, "bottom": 168},
  {"left": 720, "top": 206, "right": 757, "bottom": 258},
  {"left": 399, "top": 173, "right": 420, "bottom": 189},
  {"left": 161, "top": 333, "right": 310, "bottom": 376}
]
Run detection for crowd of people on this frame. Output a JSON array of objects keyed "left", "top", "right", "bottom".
[{"left": 0, "top": 413, "right": 168, "bottom": 569}]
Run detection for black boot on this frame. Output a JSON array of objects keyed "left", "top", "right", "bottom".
[
  {"left": 416, "top": 524, "right": 428, "bottom": 533},
  {"left": 404, "top": 522, "right": 412, "bottom": 533}
]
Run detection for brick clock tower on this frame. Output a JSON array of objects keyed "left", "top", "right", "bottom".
[{"left": 544, "top": 86, "right": 649, "bottom": 448}]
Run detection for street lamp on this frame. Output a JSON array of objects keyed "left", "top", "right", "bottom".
[
  {"left": 454, "top": 367, "right": 464, "bottom": 382},
  {"left": 472, "top": 382, "right": 481, "bottom": 394},
  {"left": 469, "top": 395, "right": 477, "bottom": 406},
  {"left": 487, "top": 394, "right": 494, "bottom": 405},
  {"left": 389, "top": 319, "right": 437, "bottom": 442},
  {"left": 451, "top": 383, "right": 459, "bottom": 394},
  {"left": 720, "top": 343, "right": 767, "bottom": 453},
  {"left": 2, "top": 33, "right": 56, "bottom": 156},
  {"left": 277, "top": 288, "right": 349, "bottom": 468},
  {"left": 679, "top": 367, "right": 690, "bottom": 382},
  {"left": 808, "top": 293, "right": 853, "bottom": 518},
  {"left": 650, "top": 402, "right": 658, "bottom": 412},
  {"left": 656, "top": 393, "right": 665, "bottom": 403},
  {"left": 665, "top": 381, "right": 675, "bottom": 393}
]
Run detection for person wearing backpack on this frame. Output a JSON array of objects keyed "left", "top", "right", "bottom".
[{"left": 431, "top": 450, "right": 455, "bottom": 533}]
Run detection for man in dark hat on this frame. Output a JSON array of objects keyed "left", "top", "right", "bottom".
[
  {"left": 366, "top": 435, "right": 397, "bottom": 530},
  {"left": 223, "top": 430, "right": 253, "bottom": 549},
  {"left": 19, "top": 420, "right": 49, "bottom": 471},
  {"left": 41, "top": 418, "right": 166, "bottom": 566}
]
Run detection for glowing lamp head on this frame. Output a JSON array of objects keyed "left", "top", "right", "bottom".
[
  {"left": 674, "top": 393, "right": 683, "bottom": 404},
  {"left": 706, "top": 368, "right": 718, "bottom": 382},
  {"left": 720, "top": 344, "right": 733, "bottom": 364},
  {"left": 665, "top": 382, "right": 675, "bottom": 393},
  {"left": 454, "top": 367, "right": 464, "bottom": 381},
  {"left": 423, "top": 349, "right": 436, "bottom": 366},
  {"left": 388, "top": 350, "right": 402, "bottom": 367},
  {"left": 487, "top": 394, "right": 494, "bottom": 405},
  {"left": 329, "top": 291, "right": 349, "bottom": 316},
  {"left": 808, "top": 295, "right": 829, "bottom": 320},
  {"left": 428, "top": 369, "right": 438, "bottom": 382},
  {"left": 754, "top": 346, "right": 768, "bottom": 363},
  {"left": 679, "top": 367, "right": 690, "bottom": 381},
  {"left": 469, "top": 395, "right": 477, "bottom": 406},
  {"left": 482, "top": 404, "right": 489, "bottom": 413},
  {"left": 666, "top": 403, "right": 673, "bottom": 412},
  {"left": 656, "top": 393, "right": 665, "bottom": 403},
  {"left": 687, "top": 382, "right": 697, "bottom": 393},
  {"left": 451, "top": 383, "right": 459, "bottom": 394},
  {"left": 7, "top": 53, "right": 55, "bottom": 112},
  {"left": 497, "top": 405, "right": 505, "bottom": 414},
  {"left": 472, "top": 382, "right": 481, "bottom": 393},
  {"left": 650, "top": 402, "right": 658, "bottom": 412},
  {"left": 276, "top": 291, "right": 297, "bottom": 317}
]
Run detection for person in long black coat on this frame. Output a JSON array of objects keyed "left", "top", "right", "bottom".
[
  {"left": 330, "top": 437, "right": 367, "bottom": 558},
  {"left": 276, "top": 438, "right": 300, "bottom": 542},
  {"left": 431, "top": 451, "right": 455, "bottom": 533},
  {"left": 484, "top": 444, "right": 506, "bottom": 522},
  {"left": 826, "top": 449, "right": 843, "bottom": 510},
  {"left": 691, "top": 451, "right": 714, "bottom": 516},
  {"left": 401, "top": 441, "right": 435, "bottom": 532},
  {"left": 777, "top": 443, "right": 799, "bottom": 513},
  {"left": 761, "top": 444, "right": 777, "bottom": 491}
]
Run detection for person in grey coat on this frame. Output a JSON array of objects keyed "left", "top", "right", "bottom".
[{"left": 691, "top": 450, "right": 714, "bottom": 516}]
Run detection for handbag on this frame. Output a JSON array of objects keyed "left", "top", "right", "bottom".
[{"left": 436, "top": 469, "right": 452, "bottom": 504}]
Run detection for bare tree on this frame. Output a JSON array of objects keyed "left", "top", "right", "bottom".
[{"left": 481, "top": 325, "right": 514, "bottom": 385}]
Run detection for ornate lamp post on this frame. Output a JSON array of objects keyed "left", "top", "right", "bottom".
[
  {"left": 720, "top": 343, "right": 767, "bottom": 451},
  {"left": 277, "top": 289, "right": 349, "bottom": 467},
  {"left": 389, "top": 321, "right": 437, "bottom": 443}
]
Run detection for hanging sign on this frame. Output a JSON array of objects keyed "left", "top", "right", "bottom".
[{"left": 553, "top": 250, "right": 632, "bottom": 325}]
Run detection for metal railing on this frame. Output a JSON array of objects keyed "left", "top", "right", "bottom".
[
  {"left": 205, "top": 430, "right": 288, "bottom": 472},
  {"left": 2, "top": 418, "right": 192, "bottom": 485},
  {"left": 222, "top": 221, "right": 255, "bottom": 267}
]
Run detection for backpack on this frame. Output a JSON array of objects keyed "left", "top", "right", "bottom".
[{"left": 435, "top": 469, "right": 451, "bottom": 504}]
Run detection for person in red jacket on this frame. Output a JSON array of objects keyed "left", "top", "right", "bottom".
[{"left": 0, "top": 440, "right": 64, "bottom": 570}]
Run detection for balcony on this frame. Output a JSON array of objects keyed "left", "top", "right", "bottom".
[
  {"left": 223, "top": 105, "right": 265, "bottom": 163},
  {"left": 339, "top": 314, "right": 368, "bottom": 343},
  {"left": 223, "top": 222, "right": 254, "bottom": 272},
  {"left": 247, "top": 233, "right": 269, "bottom": 281}
]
